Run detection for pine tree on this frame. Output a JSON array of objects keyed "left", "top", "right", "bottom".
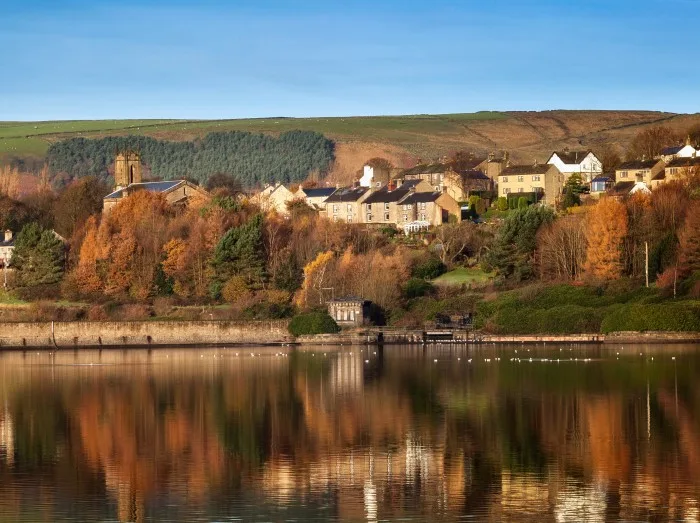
[
  {"left": 10, "top": 223, "right": 65, "bottom": 287},
  {"left": 211, "top": 214, "right": 266, "bottom": 286}
]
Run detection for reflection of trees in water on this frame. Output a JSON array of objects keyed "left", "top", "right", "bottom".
[{"left": 0, "top": 348, "right": 699, "bottom": 521}]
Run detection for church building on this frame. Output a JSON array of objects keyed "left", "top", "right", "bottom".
[{"left": 103, "top": 151, "right": 210, "bottom": 213}]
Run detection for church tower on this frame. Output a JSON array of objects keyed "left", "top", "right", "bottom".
[{"left": 114, "top": 151, "right": 142, "bottom": 189}]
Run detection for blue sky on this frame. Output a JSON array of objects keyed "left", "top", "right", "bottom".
[{"left": 0, "top": 0, "right": 698, "bottom": 120}]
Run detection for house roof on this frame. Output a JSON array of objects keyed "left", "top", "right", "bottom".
[
  {"left": 607, "top": 181, "right": 636, "bottom": 196},
  {"left": 303, "top": 187, "right": 336, "bottom": 198},
  {"left": 456, "top": 169, "right": 490, "bottom": 181},
  {"left": 550, "top": 150, "right": 592, "bottom": 165},
  {"left": 0, "top": 237, "right": 14, "bottom": 247},
  {"left": 591, "top": 176, "right": 612, "bottom": 183},
  {"left": 501, "top": 164, "right": 552, "bottom": 176},
  {"left": 400, "top": 163, "right": 449, "bottom": 176},
  {"left": 400, "top": 191, "right": 442, "bottom": 204},
  {"left": 324, "top": 186, "right": 369, "bottom": 203},
  {"left": 363, "top": 181, "right": 419, "bottom": 204},
  {"left": 661, "top": 145, "right": 684, "bottom": 155},
  {"left": 617, "top": 159, "right": 660, "bottom": 170},
  {"left": 665, "top": 157, "right": 700, "bottom": 168},
  {"left": 105, "top": 180, "right": 184, "bottom": 199}
]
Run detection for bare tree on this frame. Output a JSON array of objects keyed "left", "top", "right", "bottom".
[
  {"left": 626, "top": 126, "right": 680, "bottom": 160},
  {"left": 536, "top": 214, "right": 587, "bottom": 281}
]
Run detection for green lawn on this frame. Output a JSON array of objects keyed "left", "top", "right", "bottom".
[
  {"left": 432, "top": 267, "right": 494, "bottom": 286},
  {"left": 0, "top": 112, "right": 508, "bottom": 159}
]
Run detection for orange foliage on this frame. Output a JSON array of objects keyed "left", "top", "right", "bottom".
[{"left": 584, "top": 197, "right": 628, "bottom": 280}]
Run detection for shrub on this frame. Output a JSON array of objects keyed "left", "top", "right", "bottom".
[
  {"left": 243, "top": 301, "right": 294, "bottom": 320},
  {"left": 601, "top": 302, "right": 700, "bottom": 333},
  {"left": 497, "top": 197, "right": 509, "bottom": 212},
  {"left": 221, "top": 276, "right": 252, "bottom": 303},
  {"left": 404, "top": 278, "right": 434, "bottom": 299},
  {"left": 412, "top": 257, "right": 447, "bottom": 280},
  {"left": 288, "top": 312, "right": 340, "bottom": 336},
  {"left": 517, "top": 197, "right": 528, "bottom": 210}
]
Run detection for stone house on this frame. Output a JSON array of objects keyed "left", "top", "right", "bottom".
[
  {"left": 499, "top": 163, "right": 564, "bottom": 207},
  {"left": 251, "top": 183, "right": 297, "bottom": 214},
  {"left": 443, "top": 169, "right": 493, "bottom": 202},
  {"left": 607, "top": 181, "right": 651, "bottom": 199},
  {"left": 295, "top": 186, "right": 337, "bottom": 210},
  {"left": 328, "top": 297, "right": 370, "bottom": 327},
  {"left": 322, "top": 186, "right": 370, "bottom": 223},
  {"left": 547, "top": 149, "right": 602, "bottom": 183},
  {"left": 396, "top": 191, "right": 460, "bottom": 230},
  {"left": 659, "top": 138, "right": 697, "bottom": 163},
  {"left": 614, "top": 159, "right": 665, "bottom": 186},
  {"left": 652, "top": 157, "right": 700, "bottom": 188},
  {"left": 103, "top": 180, "right": 211, "bottom": 214},
  {"left": 361, "top": 179, "right": 432, "bottom": 225}
]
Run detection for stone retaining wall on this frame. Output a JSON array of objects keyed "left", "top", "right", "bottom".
[{"left": 0, "top": 320, "right": 292, "bottom": 349}]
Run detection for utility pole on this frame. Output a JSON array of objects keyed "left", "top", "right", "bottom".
[{"left": 645, "top": 241, "right": 649, "bottom": 288}]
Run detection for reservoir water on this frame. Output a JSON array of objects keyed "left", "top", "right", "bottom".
[{"left": 0, "top": 343, "right": 698, "bottom": 522}]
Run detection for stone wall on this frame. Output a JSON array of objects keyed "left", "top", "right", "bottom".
[{"left": 0, "top": 320, "right": 292, "bottom": 349}]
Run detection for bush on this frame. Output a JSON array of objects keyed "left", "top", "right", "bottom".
[
  {"left": 221, "top": 276, "right": 251, "bottom": 303},
  {"left": 288, "top": 312, "right": 340, "bottom": 336},
  {"left": 412, "top": 257, "right": 447, "bottom": 280},
  {"left": 243, "top": 301, "right": 294, "bottom": 320},
  {"left": 601, "top": 302, "right": 700, "bottom": 333},
  {"left": 497, "top": 197, "right": 509, "bottom": 212},
  {"left": 404, "top": 278, "right": 434, "bottom": 299},
  {"left": 517, "top": 197, "right": 528, "bottom": 209}
]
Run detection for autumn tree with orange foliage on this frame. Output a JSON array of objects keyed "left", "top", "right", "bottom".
[
  {"left": 296, "top": 250, "right": 335, "bottom": 308},
  {"left": 584, "top": 198, "right": 628, "bottom": 280}
]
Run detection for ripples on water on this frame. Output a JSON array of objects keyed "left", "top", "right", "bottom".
[{"left": 0, "top": 344, "right": 699, "bottom": 522}]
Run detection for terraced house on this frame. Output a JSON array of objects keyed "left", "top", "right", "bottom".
[
  {"left": 499, "top": 162, "right": 564, "bottom": 206},
  {"left": 322, "top": 186, "right": 370, "bottom": 223},
  {"left": 614, "top": 159, "right": 665, "bottom": 185},
  {"left": 652, "top": 157, "right": 700, "bottom": 188}
]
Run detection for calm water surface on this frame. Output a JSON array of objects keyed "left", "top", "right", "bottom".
[{"left": 0, "top": 344, "right": 699, "bottom": 522}]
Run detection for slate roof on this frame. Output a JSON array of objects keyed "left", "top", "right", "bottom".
[
  {"left": 661, "top": 145, "right": 684, "bottom": 155},
  {"left": 363, "top": 181, "right": 419, "bottom": 204},
  {"left": 501, "top": 164, "right": 551, "bottom": 176},
  {"left": 550, "top": 150, "right": 591, "bottom": 165},
  {"left": 608, "top": 181, "right": 635, "bottom": 196},
  {"left": 457, "top": 169, "right": 490, "bottom": 180},
  {"left": 400, "top": 192, "right": 442, "bottom": 204},
  {"left": 591, "top": 175, "right": 612, "bottom": 183},
  {"left": 616, "top": 159, "right": 660, "bottom": 170},
  {"left": 0, "top": 236, "right": 14, "bottom": 247},
  {"left": 105, "top": 180, "right": 184, "bottom": 199},
  {"left": 324, "top": 186, "right": 369, "bottom": 203},
  {"left": 400, "top": 163, "right": 449, "bottom": 176},
  {"left": 303, "top": 187, "right": 337, "bottom": 198},
  {"left": 665, "top": 157, "right": 700, "bottom": 168}
]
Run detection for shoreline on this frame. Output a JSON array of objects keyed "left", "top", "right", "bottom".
[{"left": 0, "top": 320, "right": 697, "bottom": 350}]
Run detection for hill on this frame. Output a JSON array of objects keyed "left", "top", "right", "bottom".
[{"left": 2, "top": 110, "right": 700, "bottom": 185}]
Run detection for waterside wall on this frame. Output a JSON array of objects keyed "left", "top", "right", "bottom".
[{"left": 0, "top": 320, "right": 292, "bottom": 349}]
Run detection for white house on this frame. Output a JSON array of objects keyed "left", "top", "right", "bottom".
[
  {"left": 659, "top": 139, "right": 697, "bottom": 163},
  {"left": 546, "top": 150, "right": 602, "bottom": 183},
  {"left": 359, "top": 163, "right": 390, "bottom": 188}
]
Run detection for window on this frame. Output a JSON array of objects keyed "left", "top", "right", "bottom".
[
  {"left": 347, "top": 203, "right": 352, "bottom": 212},
  {"left": 420, "top": 213, "right": 425, "bottom": 221},
  {"left": 532, "top": 175, "right": 540, "bottom": 182},
  {"left": 620, "top": 171, "right": 628, "bottom": 179},
  {"left": 367, "top": 214, "right": 372, "bottom": 221},
  {"left": 503, "top": 188, "right": 511, "bottom": 194},
  {"left": 336, "top": 310, "right": 342, "bottom": 321},
  {"left": 350, "top": 310, "right": 355, "bottom": 321},
  {"left": 403, "top": 204, "right": 410, "bottom": 210},
  {"left": 333, "top": 204, "right": 338, "bottom": 213},
  {"left": 384, "top": 212, "right": 390, "bottom": 221},
  {"left": 347, "top": 215, "right": 353, "bottom": 223},
  {"left": 435, "top": 186, "right": 440, "bottom": 191},
  {"left": 403, "top": 214, "right": 408, "bottom": 221},
  {"left": 420, "top": 202, "right": 426, "bottom": 209},
  {"left": 518, "top": 176, "right": 524, "bottom": 182},
  {"left": 366, "top": 203, "right": 372, "bottom": 211},
  {"left": 384, "top": 203, "right": 390, "bottom": 211},
  {"left": 502, "top": 176, "right": 508, "bottom": 183},
  {"left": 518, "top": 187, "right": 523, "bottom": 193}
]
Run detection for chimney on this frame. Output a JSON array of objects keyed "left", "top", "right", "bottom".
[
  {"left": 388, "top": 180, "right": 397, "bottom": 192},
  {"left": 4, "top": 230, "right": 12, "bottom": 242}
]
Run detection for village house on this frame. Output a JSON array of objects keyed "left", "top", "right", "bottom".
[
  {"left": 443, "top": 169, "right": 493, "bottom": 201},
  {"left": 249, "top": 183, "right": 297, "bottom": 215},
  {"left": 546, "top": 149, "right": 602, "bottom": 183},
  {"left": 590, "top": 175, "right": 614, "bottom": 195},
  {"left": 322, "top": 186, "right": 370, "bottom": 223},
  {"left": 362, "top": 179, "right": 432, "bottom": 225},
  {"left": 485, "top": 152, "right": 509, "bottom": 182},
  {"left": 652, "top": 156, "right": 700, "bottom": 188},
  {"left": 658, "top": 138, "right": 697, "bottom": 163},
  {"left": 104, "top": 152, "right": 210, "bottom": 213},
  {"left": 614, "top": 159, "right": 665, "bottom": 186},
  {"left": 607, "top": 181, "right": 651, "bottom": 199},
  {"left": 359, "top": 162, "right": 392, "bottom": 188},
  {"left": 295, "top": 186, "right": 337, "bottom": 210},
  {"left": 499, "top": 162, "right": 564, "bottom": 207},
  {"left": 397, "top": 157, "right": 492, "bottom": 203},
  {"left": 396, "top": 191, "right": 461, "bottom": 229},
  {"left": 327, "top": 297, "right": 371, "bottom": 327}
]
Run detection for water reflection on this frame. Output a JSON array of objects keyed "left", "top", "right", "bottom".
[{"left": 0, "top": 344, "right": 699, "bottom": 521}]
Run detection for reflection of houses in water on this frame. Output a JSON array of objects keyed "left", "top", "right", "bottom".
[
  {"left": 0, "top": 405, "right": 13, "bottom": 467},
  {"left": 328, "top": 353, "right": 364, "bottom": 394}
]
